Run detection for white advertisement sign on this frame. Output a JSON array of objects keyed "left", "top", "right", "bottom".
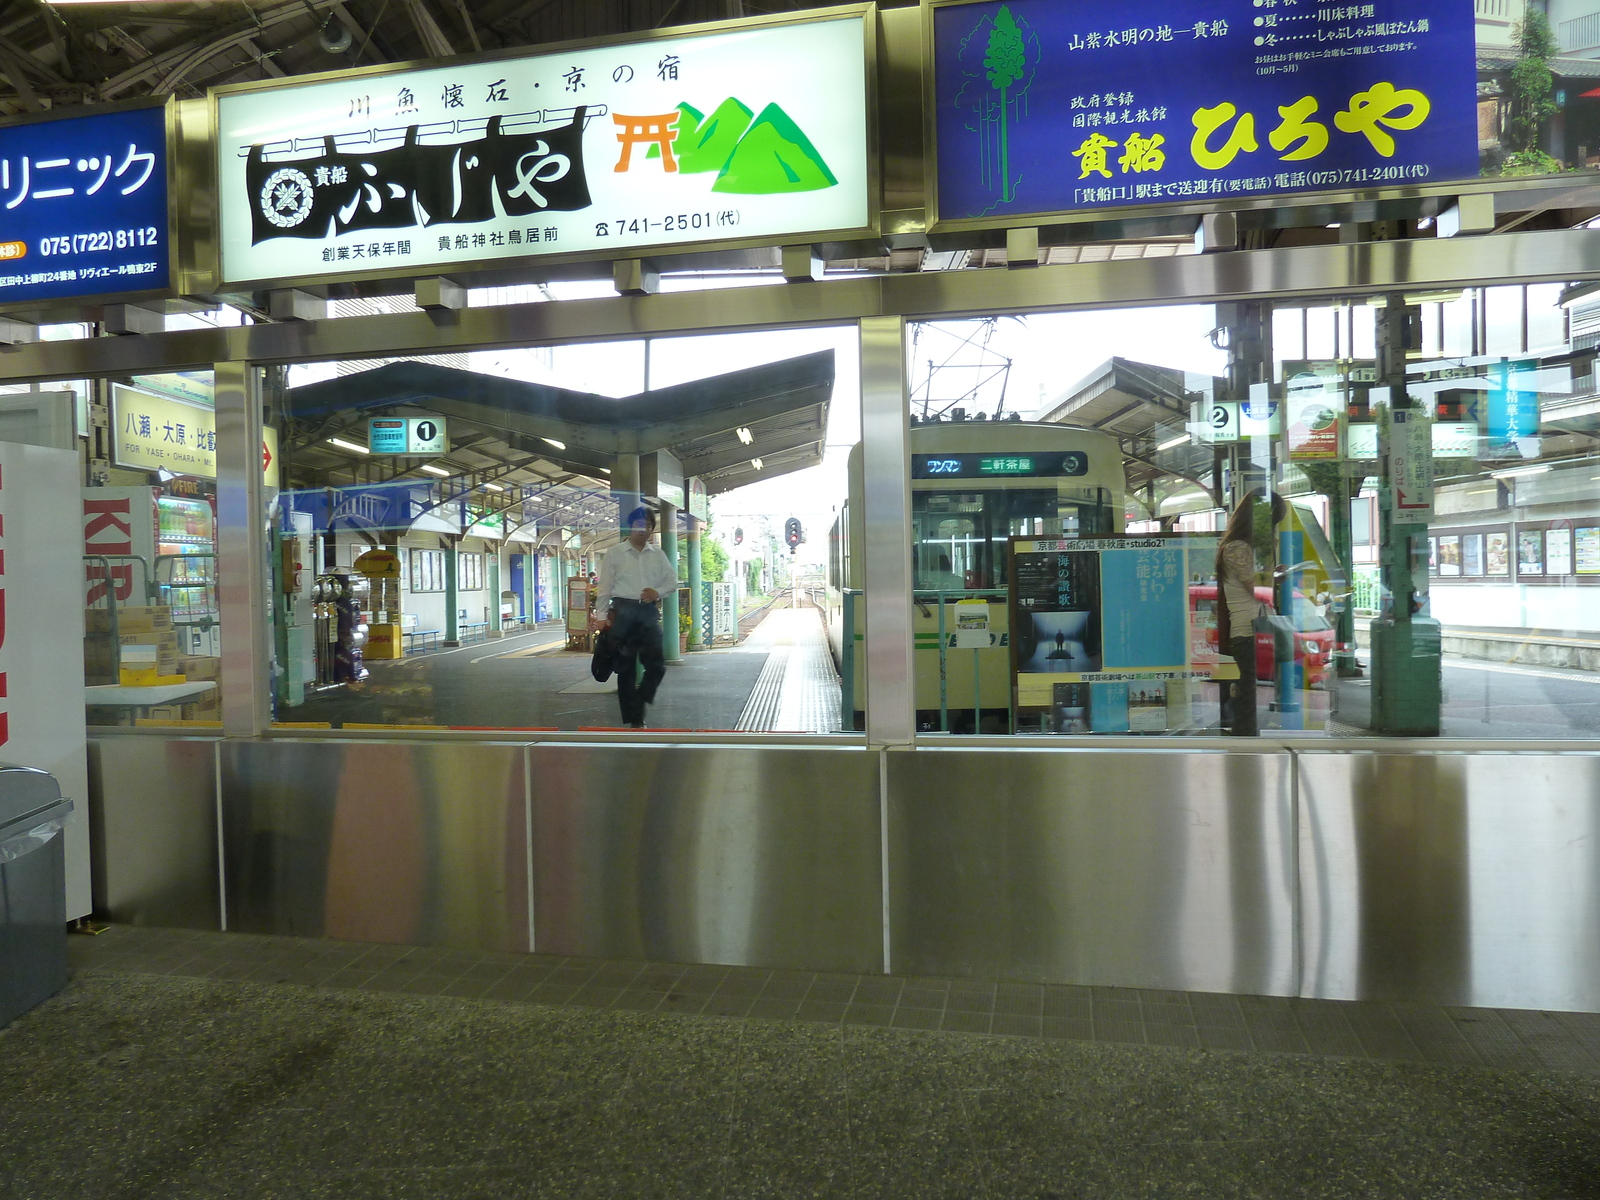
[
  {"left": 4, "top": 444, "right": 91, "bottom": 918},
  {"left": 216, "top": 15, "right": 870, "bottom": 286},
  {"left": 1387, "top": 408, "right": 1434, "bottom": 520}
]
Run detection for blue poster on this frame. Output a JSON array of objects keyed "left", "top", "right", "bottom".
[
  {"left": 933, "top": 0, "right": 1478, "bottom": 220},
  {"left": 0, "top": 105, "right": 169, "bottom": 305},
  {"left": 1485, "top": 357, "right": 1540, "bottom": 458},
  {"left": 1098, "top": 547, "right": 1188, "bottom": 669}
]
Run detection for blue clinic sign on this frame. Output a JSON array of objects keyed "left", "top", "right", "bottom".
[
  {"left": 0, "top": 105, "right": 168, "bottom": 305},
  {"left": 933, "top": 0, "right": 1478, "bottom": 221}
]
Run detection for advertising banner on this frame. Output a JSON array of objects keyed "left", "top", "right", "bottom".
[
  {"left": 216, "top": 14, "right": 870, "bottom": 285},
  {"left": 1009, "top": 535, "right": 1218, "bottom": 731},
  {"left": 0, "top": 104, "right": 169, "bottom": 305},
  {"left": 932, "top": 0, "right": 1477, "bottom": 222},
  {"left": 1485, "top": 357, "right": 1541, "bottom": 460}
]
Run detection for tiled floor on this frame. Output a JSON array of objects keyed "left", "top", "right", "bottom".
[
  {"left": 0, "top": 925, "right": 1596, "bottom": 1198},
  {"left": 74, "top": 924, "right": 1600, "bottom": 1075}
]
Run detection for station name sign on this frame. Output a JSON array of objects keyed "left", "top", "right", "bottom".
[
  {"left": 931, "top": 0, "right": 1478, "bottom": 223},
  {"left": 215, "top": 14, "right": 870, "bottom": 287},
  {"left": 0, "top": 104, "right": 169, "bottom": 306}
]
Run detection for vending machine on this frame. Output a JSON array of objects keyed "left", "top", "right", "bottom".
[{"left": 82, "top": 486, "right": 219, "bottom": 659}]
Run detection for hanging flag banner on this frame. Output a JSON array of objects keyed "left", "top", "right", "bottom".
[
  {"left": 214, "top": 14, "right": 871, "bottom": 286},
  {"left": 0, "top": 103, "right": 169, "bottom": 305},
  {"left": 931, "top": 0, "right": 1478, "bottom": 222}
]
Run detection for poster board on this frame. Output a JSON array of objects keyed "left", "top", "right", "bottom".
[{"left": 1009, "top": 535, "right": 1217, "bottom": 733}]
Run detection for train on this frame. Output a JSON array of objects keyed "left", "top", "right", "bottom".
[{"left": 827, "top": 420, "right": 1127, "bottom": 733}]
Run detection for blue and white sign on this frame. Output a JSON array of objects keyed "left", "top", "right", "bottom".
[
  {"left": 0, "top": 105, "right": 168, "bottom": 305},
  {"left": 367, "top": 415, "right": 447, "bottom": 455},
  {"left": 933, "top": 0, "right": 1478, "bottom": 221},
  {"left": 1485, "top": 357, "right": 1540, "bottom": 460}
]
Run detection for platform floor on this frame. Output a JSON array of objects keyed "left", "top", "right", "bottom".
[
  {"left": 4, "top": 924, "right": 1598, "bottom": 1198},
  {"left": 282, "top": 607, "right": 842, "bottom": 732}
]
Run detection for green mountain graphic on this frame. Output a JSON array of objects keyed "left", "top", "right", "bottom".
[
  {"left": 713, "top": 103, "right": 837, "bottom": 194},
  {"left": 646, "top": 102, "right": 701, "bottom": 161}
]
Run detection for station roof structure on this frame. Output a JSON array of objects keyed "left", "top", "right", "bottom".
[
  {"left": 281, "top": 348, "right": 832, "bottom": 540},
  {"left": 1038, "top": 357, "right": 1223, "bottom": 501}
]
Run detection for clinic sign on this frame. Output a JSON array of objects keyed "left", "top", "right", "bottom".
[
  {"left": 931, "top": 0, "right": 1478, "bottom": 222},
  {"left": 214, "top": 14, "right": 870, "bottom": 286},
  {"left": 0, "top": 103, "right": 169, "bottom": 305}
]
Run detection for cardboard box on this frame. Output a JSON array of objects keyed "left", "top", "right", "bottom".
[
  {"left": 120, "top": 630, "right": 180, "bottom": 652},
  {"left": 178, "top": 655, "right": 221, "bottom": 681},
  {"left": 90, "top": 605, "right": 173, "bottom": 634},
  {"left": 120, "top": 666, "right": 159, "bottom": 686}
]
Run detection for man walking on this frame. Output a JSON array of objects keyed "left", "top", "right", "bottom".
[{"left": 592, "top": 506, "right": 678, "bottom": 728}]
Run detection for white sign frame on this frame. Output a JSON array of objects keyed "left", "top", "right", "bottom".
[{"left": 212, "top": 7, "right": 876, "bottom": 289}]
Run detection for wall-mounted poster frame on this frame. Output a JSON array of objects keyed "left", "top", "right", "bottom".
[{"left": 208, "top": 4, "right": 878, "bottom": 291}]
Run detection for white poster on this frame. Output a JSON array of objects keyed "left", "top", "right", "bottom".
[
  {"left": 216, "top": 15, "right": 870, "bottom": 286},
  {"left": 3, "top": 444, "right": 91, "bottom": 918}
]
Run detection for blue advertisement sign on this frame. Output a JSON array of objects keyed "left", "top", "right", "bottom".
[
  {"left": 0, "top": 105, "right": 168, "bottom": 305},
  {"left": 1485, "top": 358, "right": 1540, "bottom": 459},
  {"left": 933, "top": 0, "right": 1479, "bottom": 221}
]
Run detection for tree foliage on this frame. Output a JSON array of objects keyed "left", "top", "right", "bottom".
[
  {"left": 984, "top": 6, "right": 1025, "bottom": 91},
  {"left": 1508, "top": 9, "right": 1558, "bottom": 155},
  {"left": 745, "top": 557, "right": 763, "bottom": 595},
  {"left": 702, "top": 537, "right": 729, "bottom": 583}
]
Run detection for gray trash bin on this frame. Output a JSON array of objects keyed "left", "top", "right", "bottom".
[{"left": 0, "top": 765, "right": 73, "bottom": 1029}]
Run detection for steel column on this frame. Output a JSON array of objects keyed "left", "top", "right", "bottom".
[{"left": 215, "top": 361, "right": 271, "bottom": 736}]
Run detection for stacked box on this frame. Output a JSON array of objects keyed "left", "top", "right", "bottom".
[
  {"left": 119, "top": 630, "right": 180, "bottom": 676},
  {"left": 87, "top": 605, "right": 174, "bottom": 634},
  {"left": 178, "top": 655, "right": 221, "bottom": 681}
]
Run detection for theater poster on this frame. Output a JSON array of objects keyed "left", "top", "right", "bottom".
[{"left": 215, "top": 12, "right": 870, "bottom": 286}]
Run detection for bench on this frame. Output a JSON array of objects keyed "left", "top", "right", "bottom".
[
  {"left": 403, "top": 628, "right": 442, "bottom": 654},
  {"left": 458, "top": 621, "right": 489, "bottom": 645}
]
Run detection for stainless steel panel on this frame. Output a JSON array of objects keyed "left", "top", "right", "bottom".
[
  {"left": 215, "top": 361, "right": 271, "bottom": 737},
  {"left": 888, "top": 748, "right": 1297, "bottom": 994},
  {"left": 859, "top": 316, "right": 914, "bottom": 746},
  {"left": 530, "top": 744, "right": 883, "bottom": 974},
  {"left": 220, "top": 740, "right": 529, "bottom": 953},
  {"left": 87, "top": 736, "right": 220, "bottom": 930},
  {"left": 1, "top": 229, "right": 1598, "bottom": 381},
  {"left": 1298, "top": 751, "right": 1600, "bottom": 1011}
]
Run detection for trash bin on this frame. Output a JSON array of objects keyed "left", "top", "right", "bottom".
[{"left": 0, "top": 765, "right": 73, "bottom": 1029}]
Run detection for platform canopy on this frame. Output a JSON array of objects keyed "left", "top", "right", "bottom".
[{"left": 280, "top": 349, "right": 833, "bottom": 542}]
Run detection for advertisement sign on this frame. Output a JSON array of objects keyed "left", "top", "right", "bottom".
[
  {"left": 1009, "top": 535, "right": 1217, "bottom": 729},
  {"left": 1485, "top": 357, "right": 1541, "bottom": 460},
  {"left": 1285, "top": 370, "right": 1341, "bottom": 459},
  {"left": 932, "top": 0, "right": 1477, "bottom": 223},
  {"left": 215, "top": 15, "right": 870, "bottom": 285},
  {"left": 1548, "top": 527, "right": 1573, "bottom": 576},
  {"left": 1577, "top": 527, "right": 1600, "bottom": 576},
  {"left": 353, "top": 549, "right": 402, "bottom": 578},
  {"left": 111, "top": 384, "right": 280, "bottom": 487},
  {"left": 0, "top": 103, "right": 169, "bottom": 306},
  {"left": 368, "top": 416, "right": 447, "bottom": 455}
]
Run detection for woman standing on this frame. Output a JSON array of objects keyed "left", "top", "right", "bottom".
[{"left": 1215, "top": 495, "right": 1263, "bottom": 736}]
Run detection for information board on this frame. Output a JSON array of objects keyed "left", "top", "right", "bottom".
[
  {"left": 932, "top": 0, "right": 1477, "bottom": 222},
  {"left": 1009, "top": 535, "right": 1217, "bottom": 732},
  {"left": 216, "top": 14, "right": 870, "bottom": 286},
  {"left": 0, "top": 104, "right": 169, "bottom": 306}
]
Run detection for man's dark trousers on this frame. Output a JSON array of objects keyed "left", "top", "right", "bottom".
[{"left": 610, "top": 598, "right": 666, "bottom": 726}]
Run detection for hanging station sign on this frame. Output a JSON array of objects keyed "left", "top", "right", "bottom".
[
  {"left": 930, "top": 0, "right": 1478, "bottom": 224},
  {"left": 367, "top": 415, "right": 447, "bottom": 455},
  {"left": 110, "top": 385, "right": 281, "bottom": 487},
  {"left": 0, "top": 103, "right": 170, "bottom": 306},
  {"left": 213, "top": 13, "right": 872, "bottom": 286}
]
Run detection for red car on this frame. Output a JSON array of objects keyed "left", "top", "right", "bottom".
[{"left": 1189, "top": 584, "right": 1333, "bottom": 687}]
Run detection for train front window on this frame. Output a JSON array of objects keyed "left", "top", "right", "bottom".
[{"left": 912, "top": 487, "right": 1114, "bottom": 590}]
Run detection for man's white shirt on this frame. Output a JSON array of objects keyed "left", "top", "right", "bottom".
[{"left": 593, "top": 540, "right": 679, "bottom": 617}]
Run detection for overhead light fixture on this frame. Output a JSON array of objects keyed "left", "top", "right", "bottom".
[
  {"left": 317, "top": 14, "right": 352, "bottom": 53},
  {"left": 1491, "top": 464, "right": 1550, "bottom": 479},
  {"left": 750, "top": 458, "right": 764, "bottom": 471},
  {"left": 483, "top": 483, "right": 505, "bottom": 492},
  {"left": 736, "top": 426, "right": 753, "bottom": 445},
  {"left": 328, "top": 436, "right": 370, "bottom": 455},
  {"left": 421, "top": 463, "right": 451, "bottom": 477},
  {"left": 598, "top": 467, "right": 610, "bottom": 474},
  {"left": 1156, "top": 433, "right": 1191, "bottom": 451},
  {"left": 541, "top": 437, "right": 566, "bottom": 450}
]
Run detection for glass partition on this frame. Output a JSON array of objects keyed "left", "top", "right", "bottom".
[
  {"left": 264, "top": 322, "right": 861, "bottom": 735},
  {"left": 906, "top": 282, "right": 1600, "bottom": 740}
]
